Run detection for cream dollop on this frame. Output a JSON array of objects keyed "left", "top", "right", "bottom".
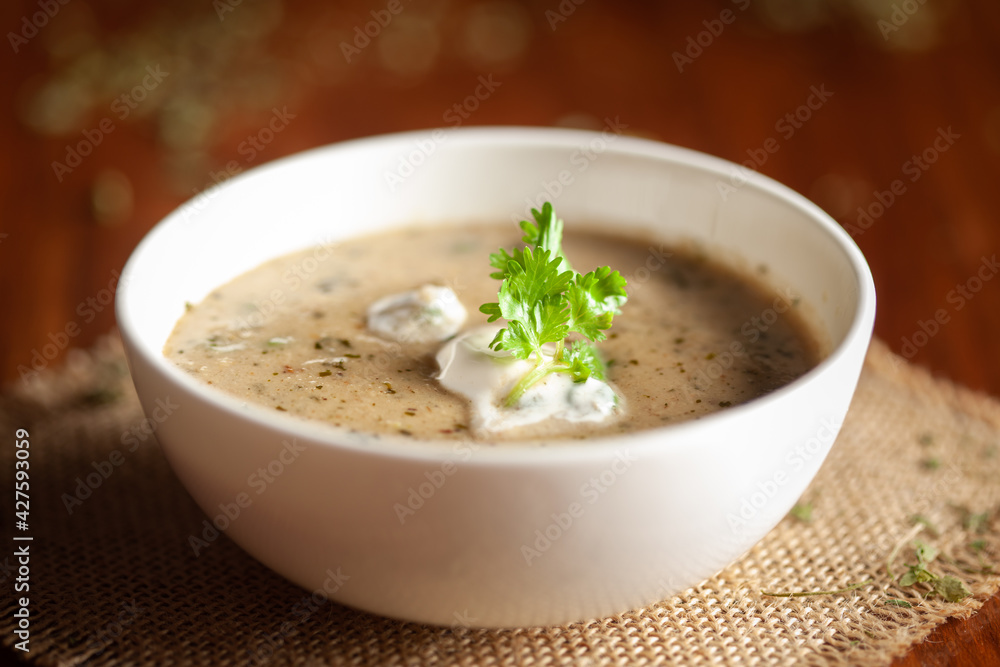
[
  {"left": 435, "top": 326, "right": 620, "bottom": 434},
  {"left": 367, "top": 285, "right": 467, "bottom": 343}
]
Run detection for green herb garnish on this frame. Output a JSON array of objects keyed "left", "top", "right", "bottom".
[
  {"left": 760, "top": 580, "right": 872, "bottom": 598},
  {"left": 884, "top": 598, "right": 913, "bottom": 608},
  {"left": 966, "top": 539, "right": 994, "bottom": 574},
  {"left": 789, "top": 501, "right": 814, "bottom": 523},
  {"left": 898, "top": 541, "right": 939, "bottom": 587},
  {"left": 479, "top": 203, "right": 628, "bottom": 406},
  {"left": 920, "top": 457, "right": 941, "bottom": 470},
  {"left": 932, "top": 575, "right": 972, "bottom": 602},
  {"left": 894, "top": 539, "right": 972, "bottom": 603},
  {"left": 961, "top": 509, "right": 990, "bottom": 534}
]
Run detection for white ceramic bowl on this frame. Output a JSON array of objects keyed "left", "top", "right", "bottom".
[{"left": 117, "top": 127, "right": 875, "bottom": 628}]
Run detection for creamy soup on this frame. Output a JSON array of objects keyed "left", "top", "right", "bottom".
[{"left": 163, "top": 224, "right": 821, "bottom": 442}]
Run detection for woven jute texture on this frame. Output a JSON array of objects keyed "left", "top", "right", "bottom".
[{"left": 1, "top": 335, "right": 998, "bottom": 666}]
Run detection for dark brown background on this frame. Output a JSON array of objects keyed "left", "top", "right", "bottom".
[{"left": 0, "top": 0, "right": 998, "bottom": 664}]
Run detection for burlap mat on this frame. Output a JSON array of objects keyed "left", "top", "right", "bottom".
[{"left": 1, "top": 335, "right": 998, "bottom": 666}]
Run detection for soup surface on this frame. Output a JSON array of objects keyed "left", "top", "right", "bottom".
[{"left": 164, "top": 223, "right": 821, "bottom": 442}]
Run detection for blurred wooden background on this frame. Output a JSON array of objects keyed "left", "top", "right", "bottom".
[{"left": 0, "top": 0, "right": 998, "bottom": 664}]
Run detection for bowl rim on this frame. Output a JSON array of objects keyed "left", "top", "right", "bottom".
[{"left": 117, "top": 125, "right": 876, "bottom": 465}]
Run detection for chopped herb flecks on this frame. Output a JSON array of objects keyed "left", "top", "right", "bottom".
[
  {"left": 789, "top": 502, "right": 814, "bottom": 523},
  {"left": 884, "top": 598, "right": 913, "bottom": 608},
  {"left": 890, "top": 537, "right": 972, "bottom": 603},
  {"left": 761, "top": 580, "right": 871, "bottom": 598}
]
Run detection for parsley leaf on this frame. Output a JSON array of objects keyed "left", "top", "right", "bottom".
[
  {"left": 519, "top": 201, "right": 571, "bottom": 272},
  {"left": 563, "top": 340, "right": 606, "bottom": 382},
  {"left": 479, "top": 203, "right": 628, "bottom": 405},
  {"left": 894, "top": 539, "right": 972, "bottom": 603},
  {"left": 884, "top": 598, "right": 913, "bottom": 608},
  {"left": 789, "top": 501, "right": 814, "bottom": 522},
  {"left": 566, "top": 267, "right": 627, "bottom": 341},
  {"left": 933, "top": 575, "right": 972, "bottom": 603}
]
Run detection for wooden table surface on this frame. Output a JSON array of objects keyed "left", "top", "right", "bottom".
[{"left": 1, "top": 0, "right": 998, "bottom": 663}]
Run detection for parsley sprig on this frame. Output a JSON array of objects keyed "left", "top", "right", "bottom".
[
  {"left": 479, "top": 203, "right": 628, "bottom": 406},
  {"left": 896, "top": 540, "right": 972, "bottom": 602},
  {"left": 886, "top": 527, "right": 973, "bottom": 603}
]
